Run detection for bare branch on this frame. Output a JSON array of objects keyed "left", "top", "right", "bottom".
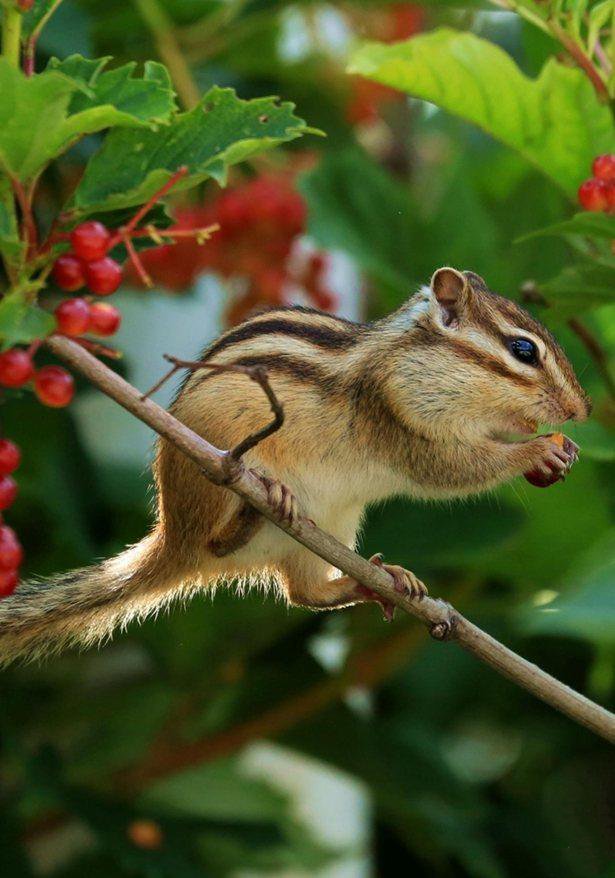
[
  {"left": 142, "top": 355, "right": 285, "bottom": 459},
  {"left": 45, "top": 335, "right": 615, "bottom": 745}
]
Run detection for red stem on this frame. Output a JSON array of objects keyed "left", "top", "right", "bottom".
[
  {"left": 23, "top": 37, "right": 37, "bottom": 76},
  {"left": 123, "top": 233, "right": 153, "bottom": 288},
  {"left": 110, "top": 165, "right": 189, "bottom": 246}
]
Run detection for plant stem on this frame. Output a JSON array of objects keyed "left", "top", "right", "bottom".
[
  {"left": 1, "top": 4, "right": 22, "bottom": 68},
  {"left": 132, "top": 0, "right": 200, "bottom": 109},
  {"left": 568, "top": 317, "right": 615, "bottom": 400}
]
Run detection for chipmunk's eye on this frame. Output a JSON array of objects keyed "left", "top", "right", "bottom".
[{"left": 509, "top": 337, "right": 539, "bottom": 366}]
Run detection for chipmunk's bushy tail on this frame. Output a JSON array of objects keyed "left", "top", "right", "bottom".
[{"left": 0, "top": 530, "right": 188, "bottom": 666}]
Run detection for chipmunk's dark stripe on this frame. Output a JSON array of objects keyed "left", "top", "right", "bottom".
[
  {"left": 189, "top": 353, "right": 340, "bottom": 395},
  {"left": 448, "top": 338, "right": 535, "bottom": 386},
  {"left": 203, "top": 317, "right": 358, "bottom": 361},
  {"left": 411, "top": 326, "right": 535, "bottom": 387}
]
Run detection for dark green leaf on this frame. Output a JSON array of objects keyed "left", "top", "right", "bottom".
[
  {"left": 537, "top": 261, "right": 615, "bottom": 317},
  {"left": 73, "top": 87, "right": 312, "bottom": 214}
]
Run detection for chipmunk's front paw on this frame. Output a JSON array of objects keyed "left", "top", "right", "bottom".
[
  {"left": 523, "top": 433, "right": 579, "bottom": 487},
  {"left": 251, "top": 471, "right": 299, "bottom": 526}
]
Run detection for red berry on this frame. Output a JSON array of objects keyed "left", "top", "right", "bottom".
[
  {"left": 34, "top": 366, "right": 74, "bottom": 408},
  {"left": 0, "top": 568, "right": 18, "bottom": 597},
  {"left": 0, "top": 525, "right": 22, "bottom": 569},
  {"left": 0, "top": 439, "right": 20, "bottom": 475},
  {"left": 604, "top": 181, "right": 615, "bottom": 213},
  {"left": 0, "top": 349, "right": 34, "bottom": 388},
  {"left": 70, "top": 221, "right": 111, "bottom": 262},
  {"left": 0, "top": 475, "right": 17, "bottom": 510},
  {"left": 88, "top": 302, "right": 122, "bottom": 336},
  {"left": 578, "top": 178, "right": 609, "bottom": 212},
  {"left": 592, "top": 154, "right": 615, "bottom": 183},
  {"left": 52, "top": 254, "right": 86, "bottom": 292},
  {"left": 55, "top": 297, "right": 91, "bottom": 337},
  {"left": 85, "top": 257, "right": 123, "bottom": 295}
]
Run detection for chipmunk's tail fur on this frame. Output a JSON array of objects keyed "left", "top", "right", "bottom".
[{"left": 0, "top": 529, "right": 188, "bottom": 666}]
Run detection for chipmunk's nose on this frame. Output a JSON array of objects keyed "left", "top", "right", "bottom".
[{"left": 567, "top": 397, "right": 592, "bottom": 421}]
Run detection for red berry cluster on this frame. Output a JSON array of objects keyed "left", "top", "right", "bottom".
[
  {"left": 51, "top": 221, "right": 123, "bottom": 295},
  {"left": 0, "top": 349, "right": 74, "bottom": 407},
  {"left": 0, "top": 439, "right": 23, "bottom": 597},
  {"left": 578, "top": 154, "right": 615, "bottom": 212},
  {"left": 132, "top": 174, "right": 336, "bottom": 325}
]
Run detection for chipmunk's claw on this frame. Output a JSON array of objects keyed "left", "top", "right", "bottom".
[
  {"left": 252, "top": 472, "right": 299, "bottom": 526},
  {"left": 368, "top": 554, "right": 428, "bottom": 601}
]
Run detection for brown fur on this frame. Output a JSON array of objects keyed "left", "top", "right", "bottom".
[{"left": 0, "top": 267, "right": 590, "bottom": 664}]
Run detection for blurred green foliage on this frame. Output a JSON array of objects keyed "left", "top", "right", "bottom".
[{"left": 1, "top": 0, "right": 614, "bottom": 875}]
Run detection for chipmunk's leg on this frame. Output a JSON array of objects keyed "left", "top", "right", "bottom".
[
  {"left": 207, "top": 471, "right": 300, "bottom": 558},
  {"left": 281, "top": 552, "right": 427, "bottom": 621},
  {"left": 208, "top": 503, "right": 263, "bottom": 557}
]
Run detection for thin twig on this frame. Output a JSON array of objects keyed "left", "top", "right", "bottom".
[
  {"left": 132, "top": 0, "right": 200, "bottom": 109},
  {"left": 150, "top": 355, "right": 285, "bottom": 459},
  {"left": 44, "top": 335, "right": 615, "bottom": 745},
  {"left": 568, "top": 317, "right": 615, "bottom": 400}
]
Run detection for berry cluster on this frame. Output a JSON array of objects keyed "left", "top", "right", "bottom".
[
  {"left": 0, "top": 169, "right": 202, "bottom": 599},
  {"left": 578, "top": 154, "right": 615, "bottom": 212},
  {"left": 133, "top": 174, "right": 336, "bottom": 324},
  {"left": 0, "top": 439, "right": 23, "bottom": 597},
  {"left": 52, "top": 221, "right": 123, "bottom": 295}
]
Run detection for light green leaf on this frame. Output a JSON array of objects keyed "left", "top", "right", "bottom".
[
  {"left": 348, "top": 29, "right": 615, "bottom": 197},
  {"left": 0, "top": 291, "right": 55, "bottom": 348},
  {"left": 47, "top": 55, "right": 176, "bottom": 125},
  {"left": 73, "top": 87, "right": 311, "bottom": 214},
  {"left": 0, "top": 57, "right": 177, "bottom": 183},
  {"left": 519, "top": 212, "right": 615, "bottom": 242}
]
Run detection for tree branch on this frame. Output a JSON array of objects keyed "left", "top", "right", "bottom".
[{"left": 45, "top": 335, "right": 615, "bottom": 745}]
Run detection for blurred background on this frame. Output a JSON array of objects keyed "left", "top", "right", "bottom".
[{"left": 2, "top": 0, "right": 615, "bottom": 875}]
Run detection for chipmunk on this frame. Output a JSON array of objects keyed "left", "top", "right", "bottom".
[{"left": 0, "top": 267, "right": 589, "bottom": 664}]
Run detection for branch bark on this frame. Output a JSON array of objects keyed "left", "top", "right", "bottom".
[{"left": 45, "top": 335, "right": 615, "bottom": 745}]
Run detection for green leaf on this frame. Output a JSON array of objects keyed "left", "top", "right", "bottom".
[
  {"left": 0, "top": 291, "right": 55, "bottom": 348},
  {"left": 537, "top": 261, "right": 615, "bottom": 317},
  {"left": 47, "top": 55, "right": 176, "bottom": 125},
  {"left": 0, "top": 58, "right": 175, "bottom": 183},
  {"left": 347, "top": 29, "right": 615, "bottom": 197},
  {"left": 0, "top": 59, "right": 78, "bottom": 181},
  {"left": 0, "top": 178, "right": 24, "bottom": 270},
  {"left": 519, "top": 212, "right": 615, "bottom": 243},
  {"left": 73, "top": 87, "right": 311, "bottom": 214}
]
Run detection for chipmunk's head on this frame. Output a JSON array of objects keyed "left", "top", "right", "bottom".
[{"left": 387, "top": 267, "right": 590, "bottom": 440}]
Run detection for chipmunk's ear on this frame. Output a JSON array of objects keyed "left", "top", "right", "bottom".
[{"left": 430, "top": 267, "right": 471, "bottom": 328}]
